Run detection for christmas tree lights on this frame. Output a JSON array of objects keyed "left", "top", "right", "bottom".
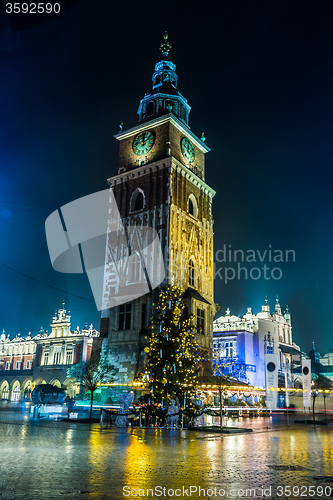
[{"left": 136, "top": 285, "right": 203, "bottom": 405}]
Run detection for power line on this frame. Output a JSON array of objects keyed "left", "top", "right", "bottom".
[{"left": 0, "top": 261, "right": 94, "bottom": 303}]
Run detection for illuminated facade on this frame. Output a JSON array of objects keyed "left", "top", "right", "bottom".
[
  {"left": 101, "top": 34, "right": 217, "bottom": 383},
  {"left": 0, "top": 304, "right": 99, "bottom": 401},
  {"left": 320, "top": 349, "right": 333, "bottom": 368},
  {"left": 213, "top": 298, "right": 300, "bottom": 388}
]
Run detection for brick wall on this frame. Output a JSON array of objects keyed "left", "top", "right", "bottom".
[{"left": 74, "top": 344, "right": 82, "bottom": 364}]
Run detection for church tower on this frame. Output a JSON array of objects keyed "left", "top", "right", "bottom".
[{"left": 101, "top": 33, "right": 217, "bottom": 383}]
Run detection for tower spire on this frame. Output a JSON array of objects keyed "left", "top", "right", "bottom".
[
  {"left": 160, "top": 31, "right": 172, "bottom": 59},
  {"left": 137, "top": 33, "right": 191, "bottom": 126}
]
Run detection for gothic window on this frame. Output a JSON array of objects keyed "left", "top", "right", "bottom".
[
  {"left": 129, "top": 252, "right": 141, "bottom": 283},
  {"left": 197, "top": 309, "right": 205, "bottom": 335},
  {"left": 2, "top": 384, "right": 9, "bottom": 399},
  {"left": 188, "top": 194, "right": 198, "bottom": 218},
  {"left": 119, "top": 304, "right": 132, "bottom": 330},
  {"left": 146, "top": 101, "right": 155, "bottom": 116},
  {"left": 189, "top": 260, "right": 195, "bottom": 287},
  {"left": 130, "top": 188, "right": 145, "bottom": 212},
  {"left": 188, "top": 198, "right": 194, "bottom": 215},
  {"left": 181, "top": 106, "right": 186, "bottom": 121},
  {"left": 135, "top": 192, "right": 144, "bottom": 210}
]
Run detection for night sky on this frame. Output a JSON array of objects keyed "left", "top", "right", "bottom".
[{"left": 1, "top": 1, "right": 332, "bottom": 354}]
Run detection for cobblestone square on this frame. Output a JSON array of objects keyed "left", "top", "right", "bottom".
[{"left": 0, "top": 411, "right": 332, "bottom": 500}]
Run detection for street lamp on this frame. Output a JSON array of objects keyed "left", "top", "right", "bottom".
[{"left": 312, "top": 389, "right": 318, "bottom": 424}]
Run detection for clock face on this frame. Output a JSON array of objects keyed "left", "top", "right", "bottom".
[
  {"left": 132, "top": 131, "right": 154, "bottom": 156},
  {"left": 181, "top": 137, "right": 195, "bottom": 164}
]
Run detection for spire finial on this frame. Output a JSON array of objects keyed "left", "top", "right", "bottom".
[
  {"left": 286, "top": 305, "right": 289, "bottom": 313},
  {"left": 160, "top": 31, "right": 172, "bottom": 59},
  {"left": 265, "top": 296, "right": 268, "bottom": 304},
  {"left": 276, "top": 295, "right": 279, "bottom": 303}
]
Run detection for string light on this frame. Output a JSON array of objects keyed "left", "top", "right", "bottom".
[{"left": 135, "top": 285, "right": 203, "bottom": 404}]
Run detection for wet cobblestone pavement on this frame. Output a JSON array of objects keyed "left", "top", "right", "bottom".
[{"left": 0, "top": 411, "right": 332, "bottom": 500}]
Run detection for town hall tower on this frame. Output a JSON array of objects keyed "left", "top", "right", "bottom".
[{"left": 101, "top": 34, "right": 217, "bottom": 383}]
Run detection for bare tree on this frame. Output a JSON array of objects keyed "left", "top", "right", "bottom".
[{"left": 67, "top": 344, "right": 116, "bottom": 420}]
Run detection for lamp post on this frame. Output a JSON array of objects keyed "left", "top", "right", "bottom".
[
  {"left": 312, "top": 389, "right": 318, "bottom": 425},
  {"left": 323, "top": 393, "right": 327, "bottom": 419}
]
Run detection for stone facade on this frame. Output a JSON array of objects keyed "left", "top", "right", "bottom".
[{"left": 0, "top": 305, "right": 99, "bottom": 401}]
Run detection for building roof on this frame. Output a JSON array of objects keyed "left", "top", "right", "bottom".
[
  {"left": 183, "top": 287, "right": 211, "bottom": 305},
  {"left": 279, "top": 343, "right": 301, "bottom": 355},
  {"left": 197, "top": 375, "right": 252, "bottom": 388}
]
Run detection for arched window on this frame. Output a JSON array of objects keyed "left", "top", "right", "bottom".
[
  {"left": 146, "top": 101, "right": 155, "bottom": 116},
  {"left": 1, "top": 383, "right": 9, "bottom": 400},
  {"left": 11, "top": 384, "right": 20, "bottom": 402},
  {"left": 181, "top": 107, "right": 187, "bottom": 121},
  {"left": 165, "top": 100, "right": 173, "bottom": 112},
  {"left": 188, "top": 198, "right": 194, "bottom": 215},
  {"left": 135, "top": 192, "right": 144, "bottom": 210},
  {"left": 189, "top": 259, "right": 195, "bottom": 287},
  {"left": 129, "top": 252, "right": 141, "bottom": 283},
  {"left": 188, "top": 194, "right": 198, "bottom": 218},
  {"left": 130, "top": 189, "right": 145, "bottom": 212}
]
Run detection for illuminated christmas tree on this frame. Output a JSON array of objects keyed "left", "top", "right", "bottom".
[{"left": 137, "top": 285, "right": 203, "bottom": 404}]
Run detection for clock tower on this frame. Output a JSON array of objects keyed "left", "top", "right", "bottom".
[{"left": 101, "top": 33, "right": 217, "bottom": 383}]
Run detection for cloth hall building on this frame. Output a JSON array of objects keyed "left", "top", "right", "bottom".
[{"left": 0, "top": 304, "right": 99, "bottom": 401}]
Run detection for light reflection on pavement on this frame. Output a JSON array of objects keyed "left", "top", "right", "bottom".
[{"left": 0, "top": 411, "right": 332, "bottom": 500}]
